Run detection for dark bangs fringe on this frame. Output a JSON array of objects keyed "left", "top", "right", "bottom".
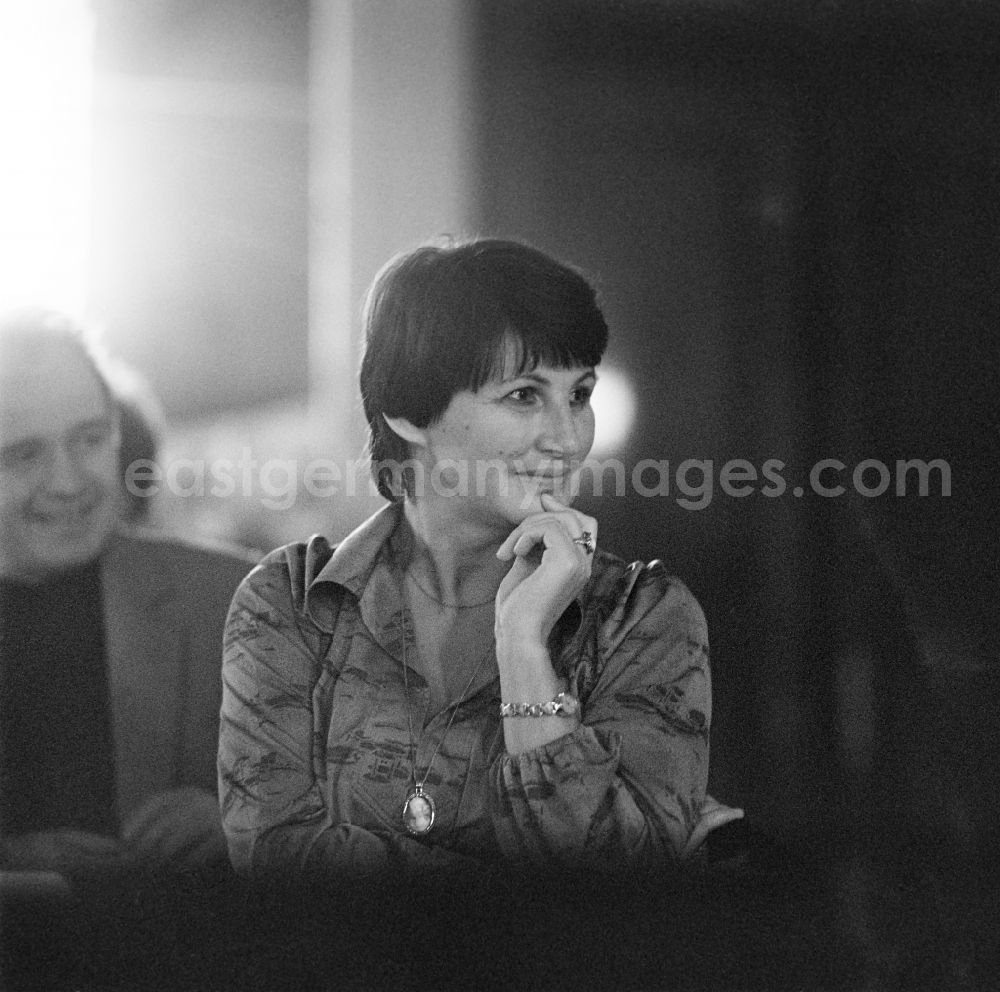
[
  {"left": 468, "top": 322, "right": 606, "bottom": 392},
  {"left": 459, "top": 263, "right": 609, "bottom": 393}
]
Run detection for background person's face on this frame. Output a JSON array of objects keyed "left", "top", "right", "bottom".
[{"left": 0, "top": 337, "right": 120, "bottom": 583}]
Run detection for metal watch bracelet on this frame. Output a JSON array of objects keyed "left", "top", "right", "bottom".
[{"left": 499, "top": 690, "right": 580, "bottom": 718}]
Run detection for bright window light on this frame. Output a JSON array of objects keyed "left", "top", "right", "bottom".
[
  {"left": 0, "top": 1, "right": 93, "bottom": 315},
  {"left": 591, "top": 365, "right": 637, "bottom": 457}
]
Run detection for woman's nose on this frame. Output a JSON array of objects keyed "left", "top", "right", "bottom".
[{"left": 538, "top": 402, "right": 583, "bottom": 457}]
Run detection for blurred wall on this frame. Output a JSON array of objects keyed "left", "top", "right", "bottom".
[
  {"left": 89, "top": 0, "right": 311, "bottom": 418},
  {"left": 467, "top": 0, "right": 1000, "bottom": 859},
  {"left": 471, "top": 2, "right": 813, "bottom": 824}
]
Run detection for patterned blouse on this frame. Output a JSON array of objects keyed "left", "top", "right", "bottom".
[{"left": 218, "top": 502, "right": 711, "bottom": 881}]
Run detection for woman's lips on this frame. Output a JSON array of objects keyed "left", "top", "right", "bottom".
[
  {"left": 516, "top": 466, "right": 572, "bottom": 481},
  {"left": 517, "top": 472, "right": 567, "bottom": 487}
]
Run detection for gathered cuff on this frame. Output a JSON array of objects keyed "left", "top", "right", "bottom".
[{"left": 497, "top": 723, "right": 620, "bottom": 775}]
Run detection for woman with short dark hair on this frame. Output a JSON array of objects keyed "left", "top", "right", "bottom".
[{"left": 219, "top": 238, "right": 729, "bottom": 883}]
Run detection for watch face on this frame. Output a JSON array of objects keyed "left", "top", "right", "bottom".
[{"left": 559, "top": 692, "right": 580, "bottom": 716}]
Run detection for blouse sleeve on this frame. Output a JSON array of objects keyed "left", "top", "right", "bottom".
[
  {"left": 218, "top": 552, "right": 479, "bottom": 882},
  {"left": 489, "top": 562, "right": 711, "bottom": 867}
]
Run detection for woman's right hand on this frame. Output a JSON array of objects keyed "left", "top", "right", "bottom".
[{"left": 494, "top": 493, "right": 597, "bottom": 650}]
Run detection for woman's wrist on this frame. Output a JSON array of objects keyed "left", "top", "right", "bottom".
[
  {"left": 495, "top": 622, "right": 581, "bottom": 756},
  {"left": 495, "top": 638, "right": 557, "bottom": 693},
  {"left": 496, "top": 638, "right": 569, "bottom": 704},
  {"left": 498, "top": 669, "right": 580, "bottom": 756},
  {"left": 493, "top": 608, "right": 547, "bottom": 651}
]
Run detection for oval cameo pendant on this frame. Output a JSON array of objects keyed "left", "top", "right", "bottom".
[{"left": 403, "top": 786, "right": 436, "bottom": 836}]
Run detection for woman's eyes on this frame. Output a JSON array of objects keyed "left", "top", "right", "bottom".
[
  {"left": 503, "top": 385, "right": 594, "bottom": 407},
  {"left": 505, "top": 387, "right": 539, "bottom": 404}
]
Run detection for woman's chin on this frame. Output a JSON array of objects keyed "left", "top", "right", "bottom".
[
  {"left": 528, "top": 478, "right": 580, "bottom": 511},
  {"left": 502, "top": 484, "right": 576, "bottom": 522},
  {"left": 435, "top": 480, "right": 578, "bottom": 533}
]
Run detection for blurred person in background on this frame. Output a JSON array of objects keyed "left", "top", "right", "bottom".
[
  {"left": 0, "top": 309, "right": 253, "bottom": 989},
  {"left": 0, "top": 308, "right": 257, "bottom": 987}
]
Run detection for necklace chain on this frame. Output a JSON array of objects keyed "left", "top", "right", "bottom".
[
  {"left": 404, "top": 568, "right": 496, "bottom": 610},
  {"left": 399, "top": 608, "right": 492, "bottom": 795}
]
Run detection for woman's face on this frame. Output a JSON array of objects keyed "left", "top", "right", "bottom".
[{"left": 414, "top": 350, "right": 597, "bottom": 530}]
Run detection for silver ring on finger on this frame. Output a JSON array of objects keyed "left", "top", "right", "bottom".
[{"left": 572, "top": 530, "right": 595, "bottom": 556}]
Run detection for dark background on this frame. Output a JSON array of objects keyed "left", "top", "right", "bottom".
[{"left": 83, "top": 2, "right": 998, "bottom": 987}]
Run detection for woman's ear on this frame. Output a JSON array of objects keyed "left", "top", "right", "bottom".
[{"left": 382, "top": 413, "right": 427, "bottom": 449}]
